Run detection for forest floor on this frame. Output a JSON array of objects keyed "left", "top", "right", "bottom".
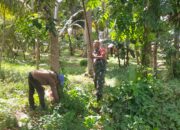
[
  {"left": 0, "top": 50, "right": 180, "bottom": 130},
  {"left": 0, "top": 50, "right": 118, "bottom": 129}
]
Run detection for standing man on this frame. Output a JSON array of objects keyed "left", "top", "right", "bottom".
[{"left": 92, "top": 40, "right": 107, "bottom": 101}]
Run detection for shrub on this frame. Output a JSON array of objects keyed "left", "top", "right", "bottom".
[
  {"left": 35, "top": 106, "right": 87, "bottom": 130},
  {"left": 0, "top": 110, "right": 18, "bottom": 129},
  {"left": 102, "top": 78, "right": 180, "bottom": 130},
  {"left": 0, "top": 69, "right": 5, "bottom": 81},
  {"left": 0, "top": 68, "right": 27, "bottom": 83},
  {"left": 32, "top": 84, "right": 91, "bottom": 130},
  {"left": 80, "top": 59, "right": 87, "bottom": 67}
]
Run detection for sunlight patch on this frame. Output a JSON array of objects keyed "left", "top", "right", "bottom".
[
  {"left": 106, "top": 77, "right": 116, "bottom": 87},
  {"left": 67, "top": 74, "right": 92, "bottom": 84}
]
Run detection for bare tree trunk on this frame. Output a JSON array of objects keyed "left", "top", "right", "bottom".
[
  {"left": 141, "top": 1, "right": 151, "bottom": 69},
  {"left": 85, "top": 11, "right": 93, "bottom": 76},
  {"left": 49, "top": 32, "right": 59, "bottom": 73},
  {"left": 152, "top": 42, "right": 158, "bottom": 77},
  {"left": 82, "top": 0, "right": 93, "bottom": 76},
  {"left": 48, "top": 1, "right": 61, "bottom": 73},
  {"left": 68, "top": 34, "right": 74, "bottom": 56},
  {"left": 172, "top": 27, "right": 180, "bottom": 77},
  {"left": 0, "top": 4, "right": 5, "bottom": 70},
  {"left": 141, "top": 25, "right": 151, "bottom": 67},
  {"left": 126, "top": 46, "right": 129, "bottom": 66},
  {"left": 33, "top": 43, "right": 36, "bottom": 59},
  {"left": 35, "top": 39, "right": 40, "bottom": 69},
  {"left": 135, "top": 48, "right": 140, "bottom": 65},
  {"left": 117, "top": 50, "right": 121, "bottom": 67},
  {"left": 174, "top": 28, "right": 180, "bottom": 61},
  {"left": 22, "top": 50, "right": 26, "bottom": 60}
]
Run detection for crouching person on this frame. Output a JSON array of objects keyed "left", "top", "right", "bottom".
[{"left": 28, "top": 70, "right": 60, "bottom": 110}]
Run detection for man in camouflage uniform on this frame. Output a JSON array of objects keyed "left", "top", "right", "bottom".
[{"left": 92, "top": 40, "right": 106, "bottom": 101}]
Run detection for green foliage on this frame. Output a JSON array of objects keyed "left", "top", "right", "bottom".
[
  {"left": 60, "top": 89, "right": 88, "bottom": 115},
  {"left": 15, "top": 13, "right": 48, "bottom": 46},
  {"left": 36, "top": 110, "right": 86, "bottom": 130},
  {"left": 0, "top": 1, "right": 179, "bottom": 129},
  {"left": 0, "top": 68, "right": 26, "bottom": 82},
  {"left": 0, "top": 54, "right": 180, "bottom": 130},
  {"left": 0, "top": 61, "right": 34, "bottom": 83},
  {"left": 102, "top": 67, "right": 180, "bottom": 130},
  {"left": 80, "top": 59, "right": 87, "bottom": 66},
  {"left": 33, "top": 84, "right": 91, "bottom": 130},
  {"left": 84, "top": 115, "right": 101, "bottom": 129},
  {"left": 0, "top": 111, "right": 17, "bottom": 130}
]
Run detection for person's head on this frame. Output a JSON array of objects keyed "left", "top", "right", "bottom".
[{"left": 93, "top": 40, "right": 100, "bottom": 49}]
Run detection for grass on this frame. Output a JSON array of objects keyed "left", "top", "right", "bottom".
[
  {"left": 0, "top": 49, "right": 94, "bottom": 129},
  {"left": 0, "top": 49, "right": 179, "bottom": 129}
]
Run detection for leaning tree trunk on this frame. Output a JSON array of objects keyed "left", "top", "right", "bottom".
[{"left": 82, "top": 0, "right": 93, "bottom": 76}]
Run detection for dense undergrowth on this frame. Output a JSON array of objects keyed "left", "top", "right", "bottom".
[
  {"left": 0, "top": 58, "right": 179, "bottom": 130},
  {"left": 102, "top": 67, "right": 180, "bottom": 129}
]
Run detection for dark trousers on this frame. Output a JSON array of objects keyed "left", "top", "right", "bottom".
[
  {"left": 94, "top": 59, "right": 106, "bottom": 101},
  {"left": 28, "top": 73, "right": 45, "bottom": 109}
]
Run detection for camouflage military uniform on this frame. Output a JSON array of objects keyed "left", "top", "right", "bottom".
[{"left": 93, "top": 48, "right": 106, "bottom": 101}]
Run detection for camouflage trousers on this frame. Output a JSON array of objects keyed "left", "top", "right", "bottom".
[{"left": 94, "top": 59, "right": 106, "bottom": 101}]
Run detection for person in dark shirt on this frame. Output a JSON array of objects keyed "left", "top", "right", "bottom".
[
  {"left": 28, "top": 70, "right": 60, "bottom": 109},
  {"left": 92, "top": 40, "right": 107, "bottom": 101}
]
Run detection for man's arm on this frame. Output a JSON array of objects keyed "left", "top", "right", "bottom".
[
  {"left": 92, "top": 49, "right": 106, "bottom": 59},
  {"left": 49, "top": 81, "right": 59, "bottom": 102}
]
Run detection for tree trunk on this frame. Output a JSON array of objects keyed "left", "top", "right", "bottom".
[
  {"left": 174, "top": 28, "right": 180, "bottom": 60},
  {"left": 49, "top": 32, "right": 60, "bottom": 73},
  {"left": 85, "top": 11, "right": 93, "bottom": 76},
  {"left": 33, "top": 43, "right": 36, "bottom": 59},
  {"left": 135, "top": 48, "right": 140, "bottom": 65},
  {"left": 126, "top": 47, "right": 129, "bottom": 66},
  {"left": 48, "top": 1, "right": 61, "bottom": 73},
  {"left": 82, "top": 0, "right": 93, "bottom": 76},
  {"left": 0, "top": 4, "right": 5, "bottom": 70},
  {"left": 68, "top": 34, "right": 74, "bottom": 56},
  {"left": 22, "top": 50, "right": 26, "bottom": 61},
  {"left": 152, "top": 42, "right": 158, "bottom": 77},
  {"left": 35, "top": 39, "right": 40, "bottom": 69},
  {"left": 172, "top": 27, "right": 180, "bottom": 77},
  {"left": 117, "top": 50, "right": 121, "bottom": 67},
  {"left": 141, "top": 25, "right": 151, "bottom": 67}
]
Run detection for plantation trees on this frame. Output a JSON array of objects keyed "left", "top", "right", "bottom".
[{"left": 82, "top": 0, "right": 93, "bottom": 76}]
